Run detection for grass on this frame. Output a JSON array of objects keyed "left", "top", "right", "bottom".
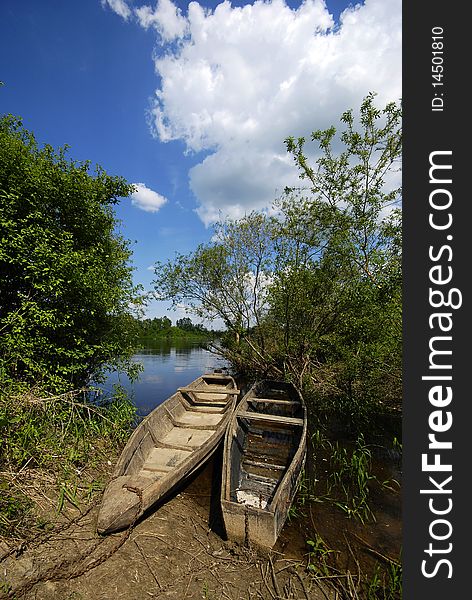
[
  {"left": 327, "top": 434, "right": 376, "bottom": 524},
  {"left": 0, "top": 382, "right": 136, "bottom": 540},
  {"left": 287, "top": 469, "right": 313, "bottom": 521},
  {"left": 306, "top": 533, "right": 336, "bottom": 576},
  {"left": 308, "top": 431, "right": 401, "bottom": 525},
  {"left": 364, "top": 560, "right": 402, "bottom": 599},
  {"left": 201, "top": 581, "right": 214, "bottom": 600},
  {"left": 0, "top": 486, "right": 33, "bottom": 538}
]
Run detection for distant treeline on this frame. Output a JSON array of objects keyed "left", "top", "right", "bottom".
[{"left": 134, "top": 316, "right": 221, "bottom": 341}]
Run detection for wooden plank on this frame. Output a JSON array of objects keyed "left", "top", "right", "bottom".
[
  {"left": 178, "top": 386, "right": 240, "bottom": 394},
  {"left": 173, "top": 412, "right": 223, "bottom": 427},
  {"left": 161, "top": 427, "right": 214, "bottom": 449},
  {"left": 248, "top": 398, "right": 299, "bottom": 406},
  {"left": 155, "top": 440, "right": 200, "bottom": 453},
  {"left": 141, "top": 447, "right": 192, "bottom": 473},
  {"left": 243, "top": 459, "right": 286, "bottom": 471},
  {"left": 237, "top": 411, "right": 304, "bottom": 426}
]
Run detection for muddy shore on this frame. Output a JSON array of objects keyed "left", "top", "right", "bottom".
[
  {"left": 1, "top": 450, "right": 338, "bottom": 600},
  {"left": 1, "top": 441, "right": 401, "bottom": 600}
]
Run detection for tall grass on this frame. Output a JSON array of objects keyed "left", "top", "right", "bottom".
[
  {"left": 0, "top": 383, "right": 136, "bottom": 539},
  {"left": 326, "top": 434, "right": 376, "bottom": 524}
]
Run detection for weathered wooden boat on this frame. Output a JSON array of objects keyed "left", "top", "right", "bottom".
[
  {"left": 97, "top": 373, "right": 239, "bottom": 534},
  {"left": 220, "top": 380, "right": 307, "bottom": 549}
]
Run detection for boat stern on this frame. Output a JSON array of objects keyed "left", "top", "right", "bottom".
[{"left": 221, "top": 500, "right": 278, "bottom": 549}]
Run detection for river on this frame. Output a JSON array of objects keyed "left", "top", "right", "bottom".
[{"left": 102, "top": 340, "right": 227, "bottom": 417}]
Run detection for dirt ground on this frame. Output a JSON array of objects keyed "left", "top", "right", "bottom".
[{"left": 0, "top": 454, "right": 332, "bottom": 600}]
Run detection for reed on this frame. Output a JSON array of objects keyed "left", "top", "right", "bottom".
[
  {"left": 327, "top": 434, "right": 376, "bottom": 524},
  {"left": 364, "top": 560, "right": 402, "bottom": 599}
]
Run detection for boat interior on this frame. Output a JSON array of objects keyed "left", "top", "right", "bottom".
[
  {"left": 120, "top": 375, "right": 237, "bottom": 481},
  {"left": 228, "top": 383, "right": 304, "bottom": 509}
]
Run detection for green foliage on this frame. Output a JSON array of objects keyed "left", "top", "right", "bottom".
[
  {"left": 309, "top": 430, "right": 400, "bottom": 526},
  {"left": 0, "top": 484, "right": 33, "bottom": 537},
  {"left": 0, "top": 382, "right": 136, "bottom": 538},
  {"left": 0, "top": 386, "right": 135, "bottom": 472},
  {"left": 0, "top": 115, "right": 140, "bottom": 391},
  {"left": 274, "top": 92, "right": 402, "bottom": 418},
  {"left": 306, "top": 534, "right": 335, "bottom": 576},
  {"left": 327, "top": 435, "right": 376, "bottom": 524},
  {"left": 365, "top": 561, "right": 402, "bottom": 599}
]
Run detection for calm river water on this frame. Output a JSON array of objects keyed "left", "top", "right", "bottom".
[{"left": 103, "top": 340, "right": 228, "bottom": 417}]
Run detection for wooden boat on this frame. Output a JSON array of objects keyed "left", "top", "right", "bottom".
[
  {"left": 97, "top": 372, "right": 239, "bottom": 534},
  {"left": 220, "top": 380, "right": 307, "bottom": 549}
]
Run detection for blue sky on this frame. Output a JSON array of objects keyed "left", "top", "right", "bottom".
[{"left": 0, "top": 0, "right": 401, "bottom": 324}]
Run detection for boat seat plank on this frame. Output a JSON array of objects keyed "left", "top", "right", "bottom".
[
  {"left": 155, "top": 440, "right": 202, "bottom": 453},
  {"left": 238, "top": 411, "right": 304, "bottom": 426},
  {"left": 238, "top": 477, "right": 277, "bottom": 495},
  {"left": 182, "top": 393, "right": 229, "bottom": 405},
  {"left": 248, "top": 398, "right": 299, "bottom": 406},
  {"left": 178, "top": 386, "right": 240, "bottom": 395},
  {"left": 180, "top": 398, "right": 226, "bottom": 413},
  {"left": 244, "top": 471, "right": 280, "bottom": 485},
  {"left": 243, "top": 459, "right": 286, "bottom": 471}
]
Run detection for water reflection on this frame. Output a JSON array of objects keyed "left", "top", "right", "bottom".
[{"left": 103, "top": 341, "right": 227, "bottom": 417}]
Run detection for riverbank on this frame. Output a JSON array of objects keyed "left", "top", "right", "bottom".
[
  {"left": 1, "top": 453, "right": 333, "bottom": 600},
  {"left": 136, "top": 332, "right": 215, "bottom": 345},
  {"left": 0, "top": 425, "right": 401, "bottom": 599},
  {"left": 0, "top": 385, "right": 136, "bottom": 542},
  {"left": 0, "top": 439, "right": 401, "bottom": 600},
  {"left": 1, "top": 368, "right": 401, "bottom": 598}
]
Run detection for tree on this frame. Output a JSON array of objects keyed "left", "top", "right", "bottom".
[
  {"left": 274, "top": 92, "right": 402, "bottom": 417},
  {"left": 176, "top": 317, "right": 194, "bottom": 331},
  {"left": 151, "top": 94, "right": 402, "bottom": 419},
  {"left": 153, "top": 212, "right": 275, "bottom": 350},
  {"left": 283, "top": 92, "right": 401, "bottom": 288},
  {"left": 0, "top": 115, "right": 140, "bottom": 390}
]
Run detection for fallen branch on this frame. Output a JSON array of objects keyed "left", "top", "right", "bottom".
[
  {"left": 349, "top": 531, "right": 401, "bottom": 567},
  {"left": 134, "top": 539, "right": 161, "bottom": 591},
  {"left": 269, "top": 555, "right": 282, "bottom": 599}
]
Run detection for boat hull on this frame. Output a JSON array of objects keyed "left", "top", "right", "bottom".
[
  {"left": 97, "top": 373, "right": 238, "bottom": 534},
  {"left": 221, "top": 380, "right": 307, "bottom": 549}
]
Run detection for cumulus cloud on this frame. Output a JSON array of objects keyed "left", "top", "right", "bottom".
[
  {"left": 110, "top": 0, "right": 402, "bottom": 226},
  {"left": 131, "top": 183, "right": 168, "bottom": 212},
  {"left": 101, "top": 0, "right": 132, "bottom": 20},
  {"left": 135, "top": 0, "right": 188, "bottom": 40}
]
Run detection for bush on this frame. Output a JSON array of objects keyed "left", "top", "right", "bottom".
[{"left": 0, "top": 115, "right": 140, "bottom": 390}]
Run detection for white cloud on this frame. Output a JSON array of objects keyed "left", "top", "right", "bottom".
[
  {"left": 135, "top": 0, "right": 188, "bottom": 41},
  {"left": 190, "top": 146, "right": 295, "bottom": 224},
  {"left": 113, "top": 0, "right": 402, "bottom": 226},
  {"left": 101, "top": 0, "right": 132, "bottom": 20},
  {"left": 131, "top": 182, "right": 168, "bottom": 212}
]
